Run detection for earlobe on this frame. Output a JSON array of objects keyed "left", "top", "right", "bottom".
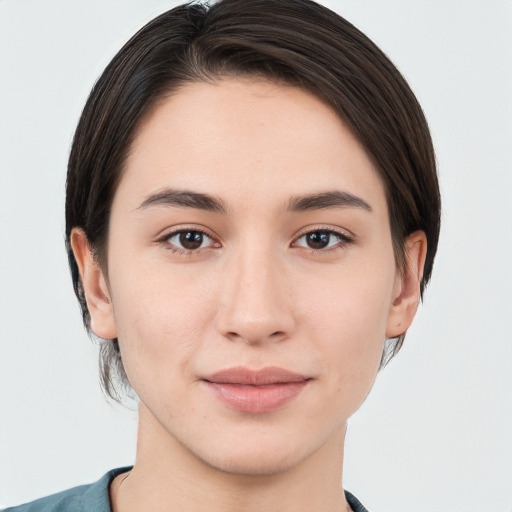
[
  {"left": 386, "top": 231, "right": 427, "bottom": 338},
  {"left": 70, "top": 228, "right": 117, "bottom": 340}
]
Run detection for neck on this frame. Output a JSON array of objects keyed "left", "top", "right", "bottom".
[{"left": 111, "top": 402, "right": 352, "bottom": 512}]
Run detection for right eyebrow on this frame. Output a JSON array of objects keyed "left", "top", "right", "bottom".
[{"left": 136, "top": 188, "right": 227, "bottom": 213}]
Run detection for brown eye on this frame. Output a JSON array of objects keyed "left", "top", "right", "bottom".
[
  {"left": 305, "top": 231, "right": 331, "bottom": 249},
  {"left": 166, "top": 230, "right": 215, "bottom": 251},
  {"left": 295, "top": 229, "right": 352, "bottom": 251},
  {"left": 179, "top": 231, "right": 204, "bottom": 250}
]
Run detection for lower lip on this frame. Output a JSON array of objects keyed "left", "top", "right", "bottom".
[{"left": 204, "top": 380, "right": 309, "bottom": 413}]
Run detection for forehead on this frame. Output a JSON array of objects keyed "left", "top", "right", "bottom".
[{"left": 116, "top": 78, "right": 386, "bottom": 215}]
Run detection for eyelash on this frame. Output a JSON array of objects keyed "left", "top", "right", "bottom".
[
  {"left": 293, "top": 227, "right": 354, "bottom": 253},
  {"left": 157, "top": 226, "right": 354, "bottom": 255},
  {"left": 157, "top": 227, "right": 219, "bottom": 256}
]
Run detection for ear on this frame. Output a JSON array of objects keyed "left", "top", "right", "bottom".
[
  {"left": 386, "top": 231, "right": 427, "bottom": 338},
  {"left": 70, "top": 228, "right": 117, "bottom": 340}
]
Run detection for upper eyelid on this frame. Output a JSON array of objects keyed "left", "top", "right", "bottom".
[
  {"left": 292, "top": 225, "right": 354, "bottom": 241},
  {"left": 157, "top": 224, "right": 217, "bottom": 241},
  {"left": 167, "top": 230, "right": 215, "bottom": 242}
]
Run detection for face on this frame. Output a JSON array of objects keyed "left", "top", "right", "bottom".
[{"left": 75, "top": 78, "right": 423, "bottom": 476}]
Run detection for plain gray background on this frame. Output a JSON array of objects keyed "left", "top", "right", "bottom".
[{"left": 1, "top": 1, "right": 511, "bottom": 511}]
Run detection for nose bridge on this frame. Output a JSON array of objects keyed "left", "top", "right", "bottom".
[{"left": 217, "top": 236, "right": 294, "bottom": 344}]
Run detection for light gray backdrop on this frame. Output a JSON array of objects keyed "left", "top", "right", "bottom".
[{"left": 0, "top": 1, "right": 511, "bottom": 511}]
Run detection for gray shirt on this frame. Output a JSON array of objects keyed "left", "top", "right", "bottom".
[{"left": 3, "top": 466, "right": 369, "bottom": 512}]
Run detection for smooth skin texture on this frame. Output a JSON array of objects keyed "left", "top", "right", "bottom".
[{"left": 71, "top": 79, "right": 426, "bottom": 512}]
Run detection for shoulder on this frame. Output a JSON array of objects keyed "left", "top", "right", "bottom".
[
  {"left": 2, "top": 484, "right": 90, "bottom": 512},
  {"left": 2, "top": 467, "right": 132, "bottom": 512},
  {"left": 345, "top": 490, "right": 371, "bottom": 512}
]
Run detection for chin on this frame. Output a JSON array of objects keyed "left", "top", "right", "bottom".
[{"left": 200, "top": 445, "right": 306, "bottom": 477}]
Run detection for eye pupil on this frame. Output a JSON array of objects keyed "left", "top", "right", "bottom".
[
  {"left": 306, "top": 231, "right": 330, "bottom": 249},
  {"left": 179, "top": 231, "right": 203, "bottom": 250}
]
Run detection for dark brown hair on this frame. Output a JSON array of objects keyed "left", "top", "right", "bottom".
[{"left": 65, "top": 0, "right": 441, "bottom": 402}]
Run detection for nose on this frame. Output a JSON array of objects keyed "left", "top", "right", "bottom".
[{"left": 216, "top": 244, "right": 295, "bottom": 345}]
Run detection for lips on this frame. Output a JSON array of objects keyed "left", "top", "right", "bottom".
[{"left": 202, "top": 366, "right": 311, "bottom": 413}]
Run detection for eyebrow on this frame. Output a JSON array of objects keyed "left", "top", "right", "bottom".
[
  {"left": 136, "top": 188, "right": 372, "bottom": 214},
  {"left": 287, "top": 190, "right": 372, "bottom": 212},
  {"left": 137, "top": 188, "right": 227, "bottom": 213}
]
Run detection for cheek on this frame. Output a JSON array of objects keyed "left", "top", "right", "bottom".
[
  {"left": 109, "top": 261, "right": 218, "bottom": 392},
  {"left": 300, "top": 254, "right": 395, "bottom": 340},
  {"left": 298, "top": 258, "right": 395, "bottom": 400}
]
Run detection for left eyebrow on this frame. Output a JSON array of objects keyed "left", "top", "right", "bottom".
[{"left": 287, "top": 190, "right": 372, "bottom": 212}]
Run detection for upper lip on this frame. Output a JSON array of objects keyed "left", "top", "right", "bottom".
[{"left": 204, "top": 366, "right": 309, "bottom": 385}]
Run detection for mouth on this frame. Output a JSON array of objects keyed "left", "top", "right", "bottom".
[{"left": 202, "top": 366, "right": 312, "bottom": 414}]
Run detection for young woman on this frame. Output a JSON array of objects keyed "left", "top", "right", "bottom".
[{"left": 3, "top": 0, "right": 441, "bottom": 511}]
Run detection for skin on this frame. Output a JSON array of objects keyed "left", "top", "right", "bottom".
[{"left": 71, "top": 78, "right": 426, "bottom": 512}]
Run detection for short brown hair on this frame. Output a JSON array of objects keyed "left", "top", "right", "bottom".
[{"left": 66, "top": 0, "right": 441, "bottom": 402}]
